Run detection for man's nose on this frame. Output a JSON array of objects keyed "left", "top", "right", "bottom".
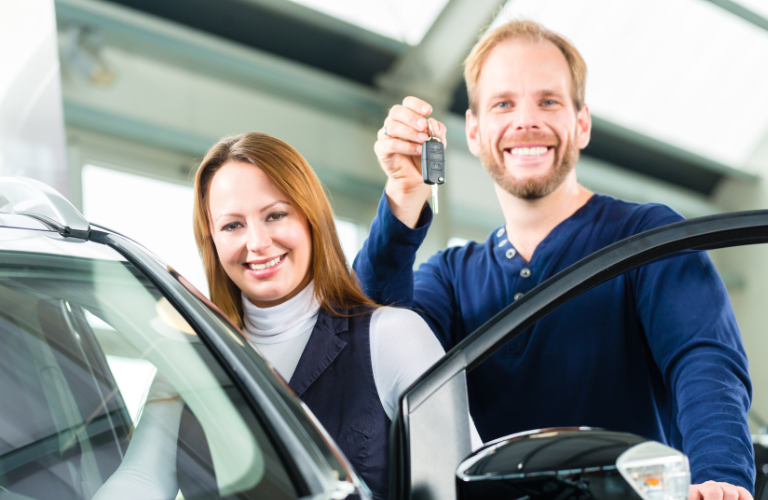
[
  {"left": 514, "top": 100, "right": 542, "bottom": 131},
  {"left": 245, "top": 223, "right": 271, "bottom": 254}
]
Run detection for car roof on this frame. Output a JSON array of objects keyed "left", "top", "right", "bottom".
[{"left": 0, "top": 176, "right": 90, "bottom": 239}]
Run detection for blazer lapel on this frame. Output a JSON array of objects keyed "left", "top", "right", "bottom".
[{"left": 289, "top": 310, "right": 349, "bottom": 397}]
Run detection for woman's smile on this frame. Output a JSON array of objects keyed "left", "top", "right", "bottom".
[{"left": 243, "top": 253, "right": 288, "bottom": 278}]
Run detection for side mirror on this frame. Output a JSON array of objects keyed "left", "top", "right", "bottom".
[{"left": 456, "top": 428, "right": 690, "bottom": 500}]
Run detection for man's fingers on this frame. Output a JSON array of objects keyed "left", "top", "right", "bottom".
[
  {"left": 383, "top": 119, "right": 429, "bottom": 144},
  {"left": 374, "top": 137, "right": 422, "bottom": 159},
  {"left": 736, "top": 486, "right": 754, "bottom": 500},
  {"left": 722, "top": 485, "right": 739, "bottom": 500},
  {"left": 428, "top": 118, "right": 448, "bottom": 148},
  {"left": 389, "top": 105, "right": 429, "bottom": 134},
  {"left": 402, "top": 96, "right": 432, "bottom": 117},
  {"left": 689, "top": 481, "right": 752, "bottom": 500}
]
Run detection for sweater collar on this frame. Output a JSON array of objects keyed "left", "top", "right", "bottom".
[{"left": 241, "top": 281, "right": 320, "bottom": 344}]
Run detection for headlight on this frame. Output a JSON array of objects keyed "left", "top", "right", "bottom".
[{"left": 617, "top": 441, "right": 690, "bottom": 500}]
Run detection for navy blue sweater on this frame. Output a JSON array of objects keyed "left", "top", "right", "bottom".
[{"left": 353, "top": 192, "right": 754, "bottom": 491}]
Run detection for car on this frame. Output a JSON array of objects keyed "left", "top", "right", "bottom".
[{"left": 0, "top": 175, "right": 763, "bottom": 500}]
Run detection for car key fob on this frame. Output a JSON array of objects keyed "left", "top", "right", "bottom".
[
  {"left": 421, "top": 119, "right": 444, "bottom": 214},
  {"left": 421, "top": 124, "right": 445, "bottom": 186}
]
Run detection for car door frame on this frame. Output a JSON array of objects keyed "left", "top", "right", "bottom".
[
  {"left": 391, "top": 209, "right": 768, "bottom": 500},
  {"left": 89, "top": 228, "right": 362, "bottom": 500}
]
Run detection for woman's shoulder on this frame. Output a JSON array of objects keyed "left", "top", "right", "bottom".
[
  {"left": 371, "top": 306, "right": 426, "bottom": 327},
  {"left": 370, "top": 307, "right": 444, "bottom": 351}
]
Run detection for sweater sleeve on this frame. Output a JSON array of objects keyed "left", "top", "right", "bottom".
[
  {"left": 369, "top": 307, "right": 483, "bottom": 451},
  {"left": 631, "top": 208, "right": 754, "bottom": 491},
  {"left": 353, "top": 192, "right": 458, "bottom": 348},
  {"left": 94, "top": 373, "right": 183, "bottom": 500}
]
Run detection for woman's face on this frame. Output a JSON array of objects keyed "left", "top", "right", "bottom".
[{"left": 208, "top": 162, "right": 312, "bottom": 308}]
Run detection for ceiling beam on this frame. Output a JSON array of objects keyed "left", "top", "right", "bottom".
[
  {"left": 234, "top": 0, "right": 407, "bottom": 55},
  {"left": 55, "top": 0, "right": 390, "bottom": 125},
  {"left": 375, "top": 0, "right": 505, "bottom": 109},
  {"left": 705, "top": 0, "right": 768, "bottom": 31}
]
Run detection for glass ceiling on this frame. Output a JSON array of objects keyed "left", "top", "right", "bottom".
[
  {"left": 491, "top": 0, "right": 768, "bottom": 170},
  {"left": 734, "top": 0, "right": 768, "bottom": 20},
  {"left": 286, "top": 0, "right": 450, "bottom": 45}
]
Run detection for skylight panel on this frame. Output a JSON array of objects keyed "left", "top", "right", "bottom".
[
  {"left": 732, "top": 0, "right": 768, "bottom": 20},
  {"left": 491, "top": 0, "right": 768, "bottom": 171},
  {"left": 286, "top": 0, "right": 450, "bottom": 45}
]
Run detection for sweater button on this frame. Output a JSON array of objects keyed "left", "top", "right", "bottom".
[
  {"left": 514, "top": 292, "right": 524, "bottom": 301},
  {"left": 496, "top": 228, "right": 505, "bottom": 238},
  {"left": 520, "top": 268, "right": 531, "bottom": 278},
  {"left": 505, "top": 248, "right": 516, "bottom": 259}
]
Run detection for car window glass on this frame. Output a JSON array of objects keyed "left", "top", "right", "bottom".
[
  {"left": 170, "top": 271, "right": 355, "bottom": 485},
  {"left": 0, "top": 230, "right": 299, "bottom": 500},
  {"left": 710, "top": 245, "right": 768, "bottom": 496}
]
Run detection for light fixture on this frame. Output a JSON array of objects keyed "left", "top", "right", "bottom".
[
  {"left": 59, "top": 25, "right": 115, "bottom": 86},
  {"left": 617, "top": 441, "right": 691, "bottom": 500}
]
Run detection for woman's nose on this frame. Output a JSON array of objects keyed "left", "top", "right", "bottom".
[{"left": 245, "top": 224, "right": 271, "bottom": 254}]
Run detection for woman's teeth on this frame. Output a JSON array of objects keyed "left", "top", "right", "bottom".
[
  {"left": 510, "top": 146, "right": 549, "bottom": 156},
  {"left": 248, "top": 255, "right": 283, "bottom": 270}
]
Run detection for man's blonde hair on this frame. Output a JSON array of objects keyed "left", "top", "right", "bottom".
[{"left": 463, "top": 19, "right": 587, "bottom": 113}]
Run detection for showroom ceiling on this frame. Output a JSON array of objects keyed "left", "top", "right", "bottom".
[{"left": 91, "top": 0, "right": 768, "bottom": 195}]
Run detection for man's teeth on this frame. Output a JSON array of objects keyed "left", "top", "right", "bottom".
[
  {"left": 510, "top": 147, "right": 549, "bottom": 156},
  {"left": 248, "top": 255, "right": 283, "bottom": 271}
]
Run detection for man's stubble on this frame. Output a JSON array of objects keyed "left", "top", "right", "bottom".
[{"left": 479, "top": 128, "right": 580, "bottom": 200}]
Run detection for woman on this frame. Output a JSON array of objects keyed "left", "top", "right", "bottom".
[
  {"left": 95, "top": 132, "right": 477, "bottom": 500},
  {"left": 192, "top": 132, "right": 454, "bottom": 498}
]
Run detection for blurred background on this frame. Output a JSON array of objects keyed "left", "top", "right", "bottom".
[{"left": 3, "top": 0, "right": 768, "bottom": 431}]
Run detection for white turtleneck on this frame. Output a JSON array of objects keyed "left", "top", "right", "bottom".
[{"left": 241, "top": 281, "right": 319, "bottom": 383}]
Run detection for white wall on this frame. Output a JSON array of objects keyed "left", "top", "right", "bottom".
[{"left": 0, "top": 0, "right": 68, "bottom": 193}]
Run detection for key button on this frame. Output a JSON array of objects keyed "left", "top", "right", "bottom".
[
  {"left": 505, "top": 248, "right": 516, "bottom": 259},
  {"left": 520, "top": 268, "right": 531, "bottom": 278}
]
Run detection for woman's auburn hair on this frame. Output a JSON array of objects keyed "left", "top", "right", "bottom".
[{"left": 193, "top": 132, "right": 377, "bottom": 328}]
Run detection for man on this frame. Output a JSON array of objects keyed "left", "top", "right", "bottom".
[{"left": 353, "top": 20, "right": 755, "bottom": 500}]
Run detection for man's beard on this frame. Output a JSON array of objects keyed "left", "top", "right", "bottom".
[{"left": 479, "top": 130, "right": 580, "bottom": 200}]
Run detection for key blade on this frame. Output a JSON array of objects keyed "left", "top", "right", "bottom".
[{"left": 432, "top": 184, "right": 439, "bottom": 215}]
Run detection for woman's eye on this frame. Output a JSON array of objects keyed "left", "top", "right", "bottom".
[
  {"left": 222, "top": 222, "right": 242, "bottom": 232},
  {"left": 266, "top": 212, "right": 288, "bottom": 222}
]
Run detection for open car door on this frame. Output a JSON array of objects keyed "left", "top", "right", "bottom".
[{"left": 390, "top": 209, "right": 768, "bottom": 500}]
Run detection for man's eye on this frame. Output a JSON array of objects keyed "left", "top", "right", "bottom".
[
  {"left": 542, "top": 100, "right": 556, "bottom": 106},
  {"left": 266, "top": 212, "right": 288, "bottom": 222},
  {"left": 222, "top": 222, "right": 242, "bottom": 232},
  {"left": 495, "top": 101, "right": 510, "bottom": 109}
]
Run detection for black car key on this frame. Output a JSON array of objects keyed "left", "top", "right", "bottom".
[{"left": 421, "top": 119, "right": 444, "bottom": 214}]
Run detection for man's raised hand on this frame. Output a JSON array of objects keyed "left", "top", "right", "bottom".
[{"left": 375, "top": 96, "right": 447, "bottom": 228}]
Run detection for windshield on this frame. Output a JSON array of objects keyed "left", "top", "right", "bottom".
[{"left": 0, "top": 228, "right": 300, "bottom": 500}]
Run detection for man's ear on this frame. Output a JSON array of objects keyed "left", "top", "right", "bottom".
[
  {"left": 466, "top": 109, "right": 481, "bottom": 157},
  {"left": 576, "top": 104, "right": 592, "bottom": 149}
]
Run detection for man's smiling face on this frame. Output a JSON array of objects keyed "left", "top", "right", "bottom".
[{"left": 466, "top": 38, "right": 591, "bottom": 200}]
